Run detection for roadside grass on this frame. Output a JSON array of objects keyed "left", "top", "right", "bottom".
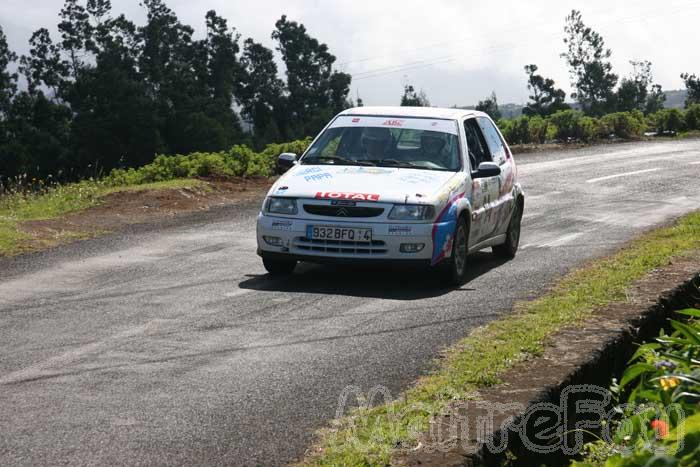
[
  {"left": 0, "top": 178, "right": 206, "bottom": 256},
  {"left": 306, "top": 211, "right": 700, "bottom": 466}
]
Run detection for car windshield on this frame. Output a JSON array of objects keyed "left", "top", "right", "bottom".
[{"left": 301, "top": 116, "right": 462, "bottom": 171}]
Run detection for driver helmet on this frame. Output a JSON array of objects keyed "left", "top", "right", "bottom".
[
  {"left": 420, "top": 131, "right": 446, "bottom": 156},
  {"left": 361, "top": 127, "right": 392, "bottom": 157}
]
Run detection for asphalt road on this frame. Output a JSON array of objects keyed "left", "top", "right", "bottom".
[{"left": 1, "top": 139, "right": 699, "bottom": 466}]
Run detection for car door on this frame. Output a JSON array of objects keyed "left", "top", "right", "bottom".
[
  {"left": 463, "top": 118, "right": 500, "bottom": 245},
  {"left": 477, "top": 117, "right": 515, "bottom": 238}
]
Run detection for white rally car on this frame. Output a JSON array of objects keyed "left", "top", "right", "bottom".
[{"left": 256, "top": 107, "right": 524, "bottom": 284}]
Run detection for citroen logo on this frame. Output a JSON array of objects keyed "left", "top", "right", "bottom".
[{"left": 336, "top": 207, "right": 349, "bottom": 217}]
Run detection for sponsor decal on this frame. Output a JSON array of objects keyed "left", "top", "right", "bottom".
[
  {"left": 431, "top": 191, "right": 466, "bottom": 266},
  {"left": 330, "top": 200, "right": 356, "bottom": 206},
  {"left": 388, "top": 225, "right": 413, "bottom": 236},
  {"left": 294, "top": 166, "right": 333, "bottom": 182},
  {"left": 305, "top": 172, "right": 332, "bottom": 182},
  {"left": 339, "top": 167, "right": 393, "bottom": 175},
  {"left": 295, "top": 167, "right": 323, "bottom": 177},
  {"left": 271, "top": 220, "right": 293, "bottom": 231},
  {"left": 382, "top": 119, "right": 404, "bottom": 127},
  {"left": 500, "top": 163, "right": 515, "bottom": 196},
  {"left": 328, "top": 116, "right": 459, "bottom": 135},
  {"left": 276, "top": 185, "right": 289, "bottom": 192},
  {"left": 399, "top": 173, "right": 438, "bottom": 184},
  {"left": 315, "top": 192, "right": 380, "bottom": 202}
]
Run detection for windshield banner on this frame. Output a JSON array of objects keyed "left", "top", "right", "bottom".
[{"left": 329, "top": 116, "right": 459, "bottom": 135}]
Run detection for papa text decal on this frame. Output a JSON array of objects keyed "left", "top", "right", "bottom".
[{"left": 315, "top": 192, "right": 380, "bottom": 202}]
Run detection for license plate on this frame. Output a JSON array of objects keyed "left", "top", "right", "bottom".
[{"left": 306, "top": 225, "right": 372, "bottom": 242}]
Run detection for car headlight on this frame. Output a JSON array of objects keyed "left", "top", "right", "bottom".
[
  {"left": 265, "top": 197, "right": 298, "bottom": 215},
  {"left": 388, "top": 204, "right": 435, "bottom": 221}
]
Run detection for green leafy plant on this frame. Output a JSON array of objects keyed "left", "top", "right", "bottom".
[{"left": 573, "top": 309, "right": 700, "bottom": 466}]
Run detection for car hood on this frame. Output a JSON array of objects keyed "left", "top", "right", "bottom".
[{"left": 270, "top": 164, "right": 459, "bottom": 204}]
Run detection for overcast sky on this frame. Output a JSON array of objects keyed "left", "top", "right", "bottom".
[{"left": 1, "top": 0, "right": 699, "bottom": 107}]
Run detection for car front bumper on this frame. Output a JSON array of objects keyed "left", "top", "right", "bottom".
[{"left": 256, "top": 213, "right": 454, "bottom": 265}]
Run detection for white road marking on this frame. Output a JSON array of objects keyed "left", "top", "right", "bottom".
[
  {"left": 224, "top": 289, "right": 252, "bottom": 298},
  {"left": 540, "top": 232, "right": 584, "bottom": 248},
  {"left": 519, "top": 232, "right": 584, "bottom": 250},
  {"left": 689, "top": 161, "right": 700, "bottom": 165},
  {"left": 586, "top": 168, "right": 660, "bottom": 184}
]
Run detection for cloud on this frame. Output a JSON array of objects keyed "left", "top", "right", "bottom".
[{"left": 2, "top": 0, "right": 699, "bottom": 106}]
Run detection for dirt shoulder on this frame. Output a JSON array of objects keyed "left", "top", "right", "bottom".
[{"left": 11, "top": 178, "right": 272, "bottom": 255}]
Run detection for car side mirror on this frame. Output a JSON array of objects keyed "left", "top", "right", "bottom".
[
  {"left": 277, "top": 152, "right": 298, "bottom": 174},
  {"left": 473, "top": 161, "right": 501, "bottom": 179}
]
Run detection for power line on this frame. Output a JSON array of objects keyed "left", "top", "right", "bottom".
[
  {"left": 346, "top": 2, "right": 700, "bottom": 82},
  {"left": 338, "top": 0, "right": 691, "bottom": 69}
]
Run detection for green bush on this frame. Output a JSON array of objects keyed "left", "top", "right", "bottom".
[
  {"left": 684, "top": 104, "right": 700, "bottom": 131},
  {"left": 102, "top": 137, "right": 313, "bottom": 188},
  {"left": 500, "top": 116, "right": 530, "bottom": 144},
  {"left": 649, "top": 109, "right": 686, "bottom": 134},
  {"left": 548, "top": 110, "right": 597, "bottom": 141},
  {"left": 496, "top": 108, "right": 698, "bottom": 144},
  {"left": 528, "top": 116, "right": 555, "bottom": 143},
  {"left": 599, "top": 111, "right": 646, "bottom": 139}
]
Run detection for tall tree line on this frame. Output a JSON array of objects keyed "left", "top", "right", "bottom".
[{"left": 0, "top": 1, "right": 351, "bottom": 182}]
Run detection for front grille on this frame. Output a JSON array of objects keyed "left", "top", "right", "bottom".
[
  {"left": 303, "top": 205, "right": 384, "bottom": 218},
  {"left": 293, "top": 237, "right": 388, "bottom": 255}
]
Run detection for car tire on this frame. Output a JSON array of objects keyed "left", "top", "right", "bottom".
[
  {"left": 262, "top": 258, "right": 297, "bottom": 275},
  {"left": 493, "top": 199, "right": 523, "bottom": 259},
  {"left": 440, "top": 216, "right": 470, "bottom": 286}
]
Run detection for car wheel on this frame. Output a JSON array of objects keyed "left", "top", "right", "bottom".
[
  {"left": 262, "top": 257, "right": 297, "bottom": 275},
  {"left": 440, "top": 216, "right": 469, "bottom": 286},
  {"left": 493, "top": 199, "right": 523, "bottom": 259}
]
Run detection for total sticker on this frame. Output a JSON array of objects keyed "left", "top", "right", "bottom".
[{"left": 315, "top": 192, "right": 380, "bottom": 202}]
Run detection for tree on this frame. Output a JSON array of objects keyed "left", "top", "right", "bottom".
[
  {"left": 644, "top": 84, "right": 666, "bottom": 115},
  {"left": 561, "top": 10, "right": 618, "bottom": 116},
  {"left": 69, "top": 26, "right": 164, "bottom": 170},
  {"left": 476, "top": 91, "right": 501, "bottom": 120},
  {"left": 522, "top": 64, "right": 568, "bottom": 116},
  {"left": 616, "top": 60, "right": 665, "bottom": 114},
  {"left": 272, "top": 15, "right": 352, "bottom": 137},
  {"left": 0, "top": 25, "right": 17, "bottom": 116},
  {"left": 238, "top": 38, "right": 285, "bottom": 144},
  {"left": 400, "top": 84, "right": 430, "bottom": 107},
  {"left": 137, "top": 1, "right": 244, "bottom": 154},
  {"left": 19, "top": 28, "right": 68, "bottom": 97},
  {"left": 58, "top": 0, "right": 92, "bottom": 76},
  {"left": 681, "top": 73, "right": 700, "bottom": 107},
  {"left": 1, "top": 25, "right": 73, "bottom": 180},
  {"left": 2, "top": 1, "right": 353, "bottom": 181}
]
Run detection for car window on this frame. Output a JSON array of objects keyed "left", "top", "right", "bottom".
[
  {"left": 303, "top": 117, "right": 462, "bottom": 171},
  {"left": 477, "top": 117, "right": 507, "bottom": 165},
  {"left": 463, "top": 118, "right": 491, "bottom": 170}
]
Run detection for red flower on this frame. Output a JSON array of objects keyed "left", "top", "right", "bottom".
[{"left": 651, "top": 419, "right": 669, "bottom": 439}]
